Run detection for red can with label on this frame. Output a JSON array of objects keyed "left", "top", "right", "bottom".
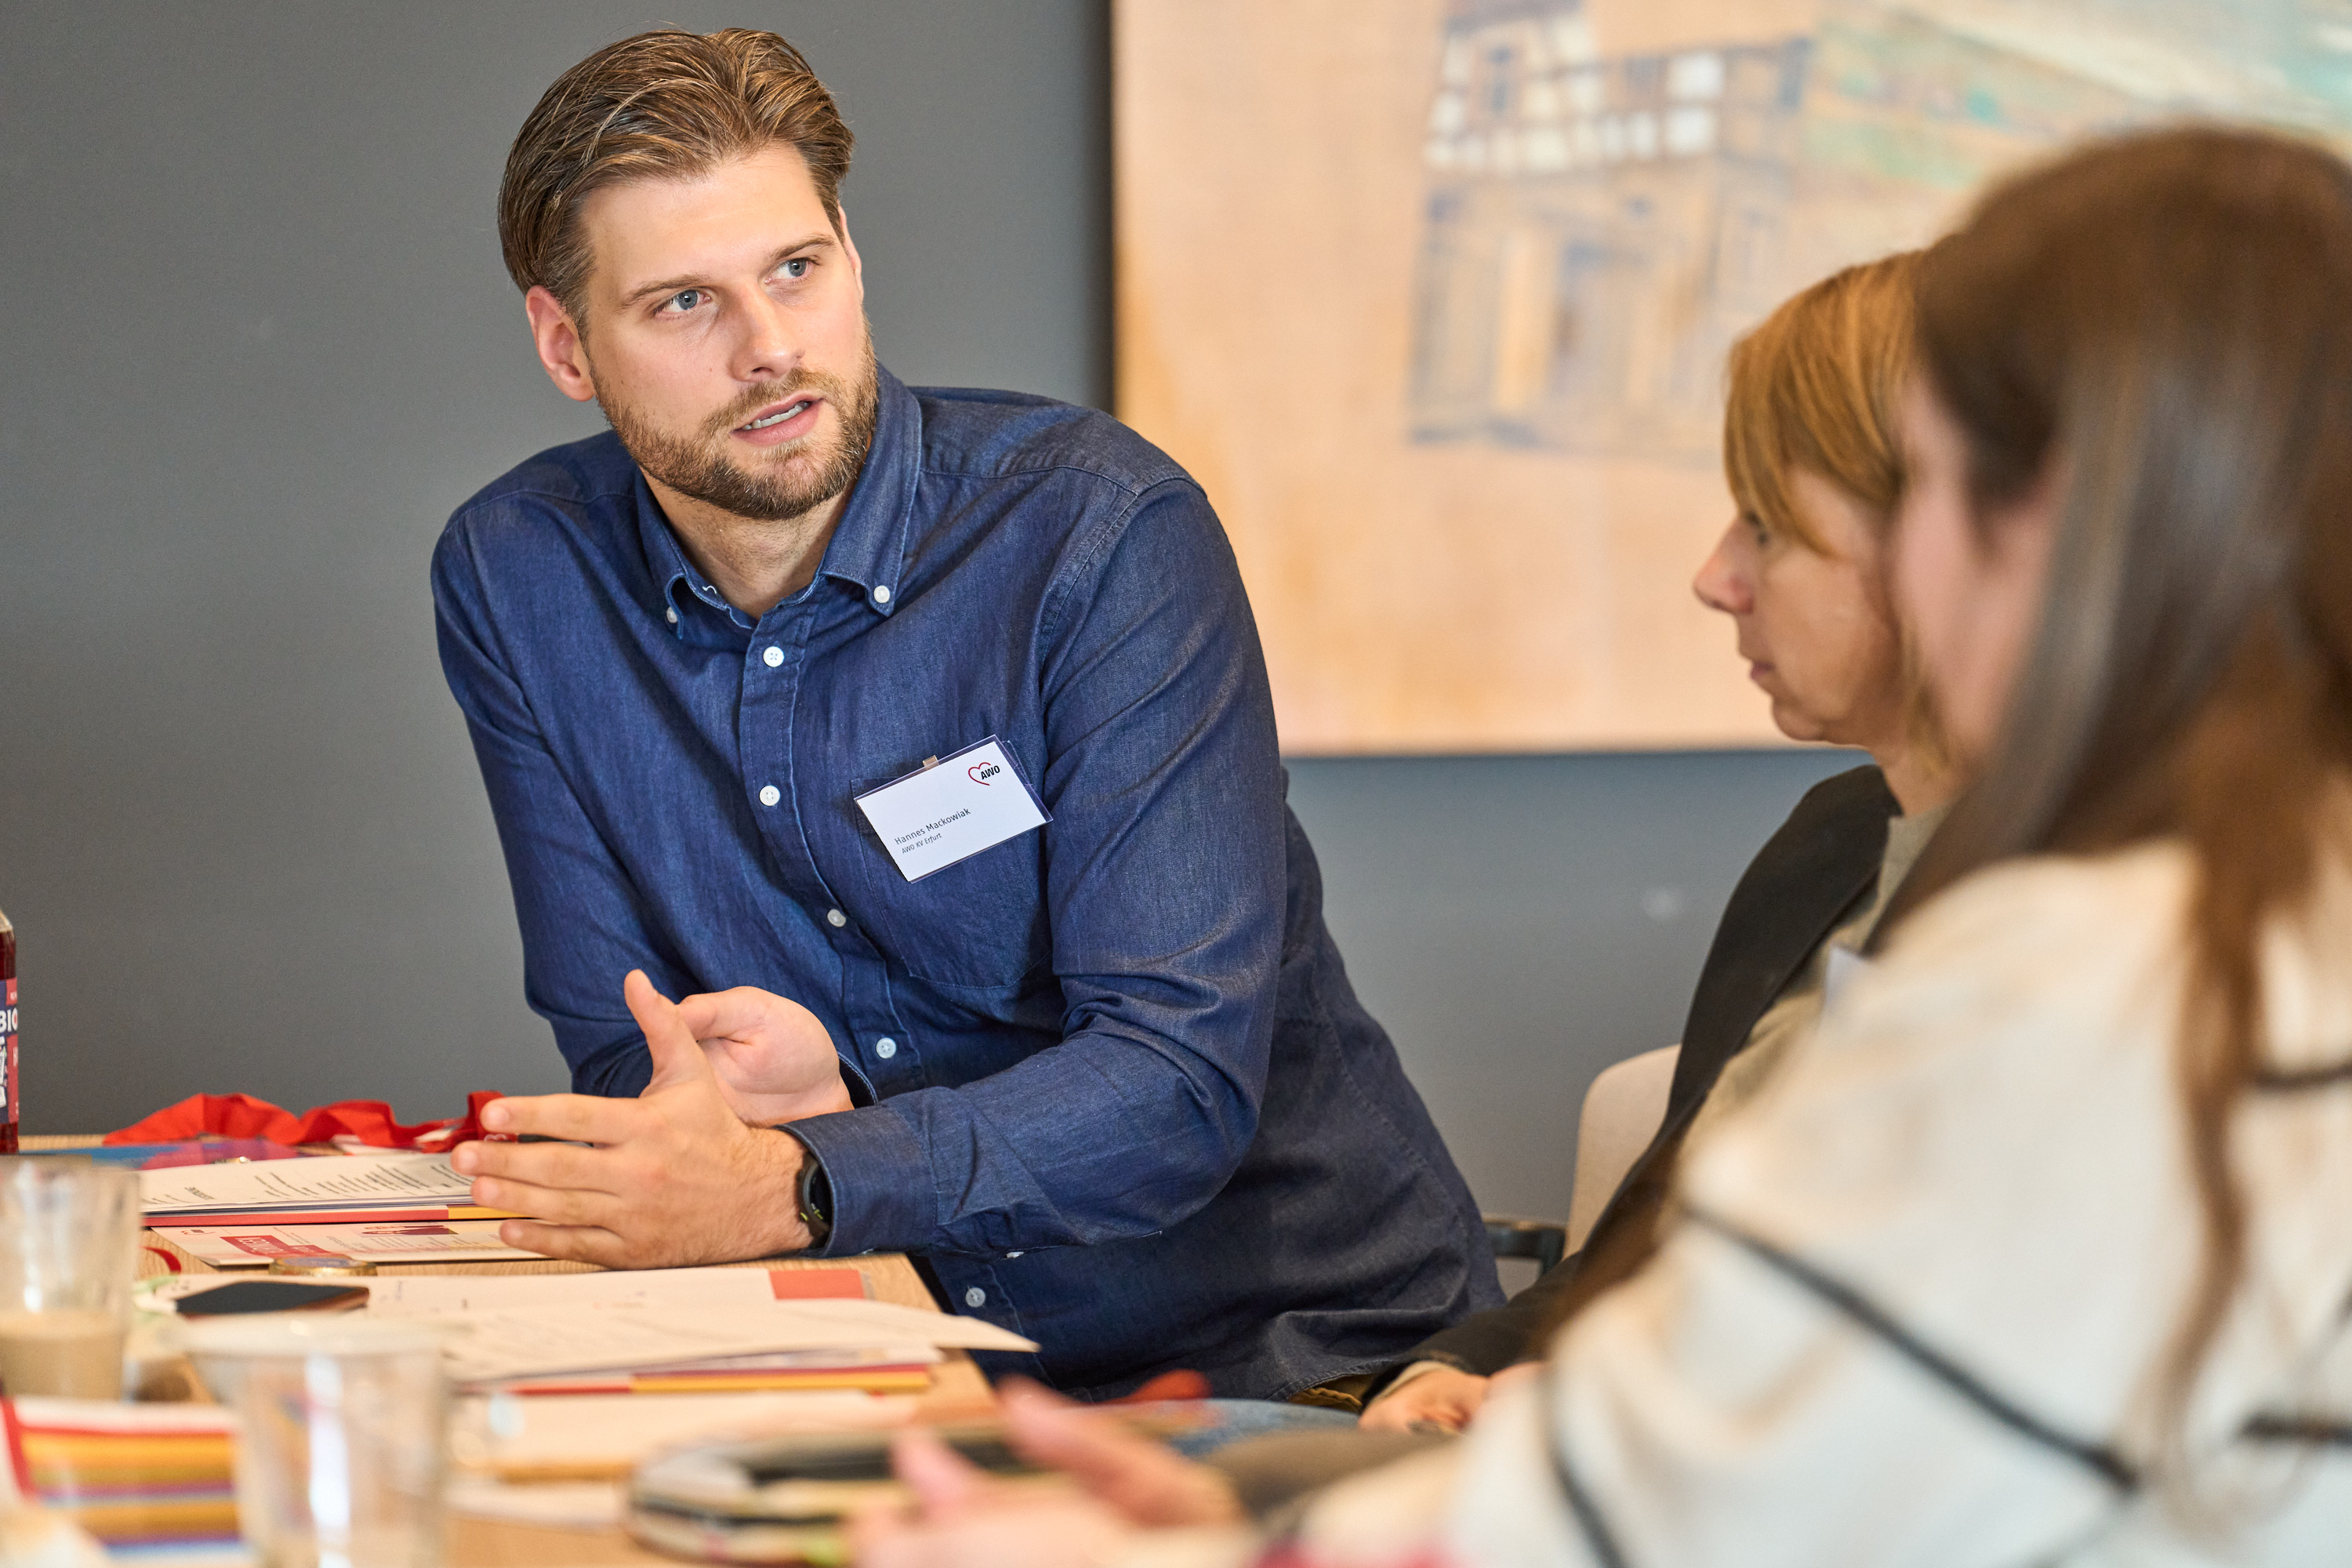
[{"left": 0, "top": 904, "right": 16, "bottom": 1154}]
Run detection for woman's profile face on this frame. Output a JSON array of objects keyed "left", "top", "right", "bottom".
[
  {"left": 1893, "top": 379, "right": 2058, "bottom": 763},
  {"left": 1692, "top": 468, "right": 1905, "bottom": 749}
]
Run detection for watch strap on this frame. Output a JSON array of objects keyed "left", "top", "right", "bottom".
[{"left": 792, "top": 1138, "right": 833, "bottom": 1247}]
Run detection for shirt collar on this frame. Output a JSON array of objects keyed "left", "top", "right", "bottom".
[{"left": 637, "top": 365, "right": 922, "bottom": 637}]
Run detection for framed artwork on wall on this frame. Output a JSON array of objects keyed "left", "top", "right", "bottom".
[{"left": 1116, "top": 0, "right": 2352, "bottom": 753}]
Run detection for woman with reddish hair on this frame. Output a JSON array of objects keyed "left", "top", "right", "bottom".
[{"left": 1363, "top": 245, "right": 1958, "bottom": 1436}]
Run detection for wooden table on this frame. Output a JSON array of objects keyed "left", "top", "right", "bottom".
[{"left": 34, "top": 1136, "right": 996, "bottom": 1564}]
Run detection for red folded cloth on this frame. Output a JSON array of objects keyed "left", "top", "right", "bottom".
[
  {"left": 105, "top": 1090, "right": 506, "bottom": 1151},
  {"left": 1112, "top": 1370, "right": 1213, "bottom": 1403}
]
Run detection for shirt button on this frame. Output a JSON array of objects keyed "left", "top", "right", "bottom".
[
  {"left": 874, "top": 1037, "right": 898, "bottom": 1059},
  {"left": 963, "top": 1287, "right": 986, "bottom": 1309},
  {"left": 1006, "top": 1250, "right": 1024, "bottom": 1259},
  {"left": 826, "top": 908, "right": 848, "bottom": 928},
  {"left": 759, "top": 785, "right": 781, "bottom": 807},
  {"left": 665, "top": 607, "right": 679, "bottom": 625},
  {"left": 873, "top": 584, "right": 892, "bottom": 605},
  {"left": 762, "top": 645, "right": 784, "bottom": 668}
]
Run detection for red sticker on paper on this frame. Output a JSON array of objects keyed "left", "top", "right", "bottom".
[{"left": 223, "top": 1236, "right": 342, "bottom": 1259}]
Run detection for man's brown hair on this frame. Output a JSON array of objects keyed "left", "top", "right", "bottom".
[{"left": 498, "top": 28, "right": 855, "bottom": 321}]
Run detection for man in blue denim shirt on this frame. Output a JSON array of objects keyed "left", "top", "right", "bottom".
[{"left": 437, "top": 29, "right": 1498, "bottom": 1399}]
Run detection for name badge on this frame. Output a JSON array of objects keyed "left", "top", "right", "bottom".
[{"left": 853, "top": 736, "right": 1051, "bottom": 882}]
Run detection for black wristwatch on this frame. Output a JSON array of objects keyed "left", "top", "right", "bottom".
[{"left": 792, "top": 1139, "right": 834, "bottom": 1247}]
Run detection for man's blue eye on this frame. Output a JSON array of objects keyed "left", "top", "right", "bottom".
[
  {"left": 781, "top": 259, "right": 811, "bottom": 280},
  {"left": 669, "top": 289, "right": 703, "bottom": 313}
]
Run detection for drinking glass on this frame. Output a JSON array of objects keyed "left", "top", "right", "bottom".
[
  {"left": 184, "top": 1317, "right": 448, "bottom": 1568},
  {"left": 0, "top": 1158, "right": 138, "bottom": 1399}
]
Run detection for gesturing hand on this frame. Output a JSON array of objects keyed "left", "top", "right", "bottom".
[
  {"left": 451, "top": 970, "right": 818, "bottom": 1267},
  {"left": 677, "top": 985, "right": 852, "bottom": 1125}
]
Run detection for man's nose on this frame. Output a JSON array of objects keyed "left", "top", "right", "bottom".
[
  {"left": 729, "top": 292, "right": 801, "bottom": 385},
  {"left": 1692, "top": 523, "right": 1752, "bottom": 615}
]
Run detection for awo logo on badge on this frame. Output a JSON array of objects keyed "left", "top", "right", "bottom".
[{"left": 968, "top": 762, "right": 1002, "bottom": 784}]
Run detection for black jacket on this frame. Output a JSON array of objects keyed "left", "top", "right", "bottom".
[{"left": 1376, "top": 764, "right": 1902, "bottom": 1385}]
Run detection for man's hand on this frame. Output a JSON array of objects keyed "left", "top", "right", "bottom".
[
  {"left": 677, "top": 985, "right": 852, "bottom": 1124},
  {"left": 452, "top": 970, "right": 817, "bottom": 1266},
  {"left": 1356, "top": 1366, "right": 1491, "bottom": 1434},
  {"left": 848, "top": 1381, "right": 1243, "bottom": 1568}
]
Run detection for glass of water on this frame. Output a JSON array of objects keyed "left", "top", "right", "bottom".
[
  {"left": 184, "top": 1316, "right": 448, "bottom": 1568},
  {"left": 0, "top": 1157, "right": 139, "bottom": 1399}
]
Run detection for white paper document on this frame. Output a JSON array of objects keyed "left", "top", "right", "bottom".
[
  {"left": 852, "top": 736, "right": 1049, "bottom": 881},
  {"left": 437, "top": 1298, "right": 1037, "bottom": 1385},
  {"left": 363, "top": 1266, "right": 859, "bottom": 1317},
  {"left": 141, "top": 1152, "right": 473, "bottom": 1214},
  {"left": 155, "top": 1219, "right": 536, "bottom": 1266}
]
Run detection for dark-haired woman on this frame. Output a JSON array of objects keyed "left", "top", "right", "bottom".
[{"left": 854, "top": 125, "right": 2352, "bottom": 1567}]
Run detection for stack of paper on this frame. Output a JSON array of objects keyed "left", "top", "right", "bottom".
[
  {"left": 154, "top": 1218, "right": 535, "bottom": 1265},
  {"left": 358, "top": 1264, "right": 868, "bottom": 1317},
  {"left": 140, "top": 1151, "right": 485, "bottom": 1221},
  {"left": 354, "top": 1269, "right": 1035, "bottom": 1392},
  {"left": 141, "top": 1152, "right": 538, "bottom": 1265},
  {"left": 13, "top": 1398, "right": 241, "bottom": 1563},
  {"left": 365, "top": 1267, "right": 935, "bottom": 1392},
  {"left": 438, "top": 1297, "right": 1030, "bottom": 1385}
]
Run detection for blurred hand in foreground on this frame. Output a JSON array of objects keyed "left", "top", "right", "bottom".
[
  {"left": 1356, "top": 1366, "right": 1490, "bottom": 1435},
  {"left": 850, "top": 1380, "right": 1243, "bottom": 1568}
]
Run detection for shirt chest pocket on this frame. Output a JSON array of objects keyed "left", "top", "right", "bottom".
[{"left": 840, "top": 804, "right": 1054, "bottom": 989}]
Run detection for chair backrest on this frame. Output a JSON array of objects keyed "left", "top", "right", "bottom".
[
  {"left": 1566, "top": 1044, "right": 1679, "bottom": 1253},
  {"left": 1483, "top": 1214, "right": 1568, "bottom": 1274}
]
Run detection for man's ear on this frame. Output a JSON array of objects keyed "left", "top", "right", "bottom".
[
  {"left": 836, "top": 205, "right": 865, "bottom": 302},
  {"left": 524, "top": 285, "right": 598, "bottom": 404}
]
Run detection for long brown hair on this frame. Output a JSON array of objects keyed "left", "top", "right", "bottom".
[{"left": 1893, "top": 127, "right": 2352, "bottom": 1452}]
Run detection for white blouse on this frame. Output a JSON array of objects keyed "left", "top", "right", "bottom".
[{"left": 1273, "top": 840, "right": 2352, "bottom": 1567}]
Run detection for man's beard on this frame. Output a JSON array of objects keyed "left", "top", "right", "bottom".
[{"left": 601, "top": 339, "right": 880, "bottom": 523}]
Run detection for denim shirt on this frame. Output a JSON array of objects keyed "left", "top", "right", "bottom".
[{"left": 431, "top": 370, "right": 1501, "bottom": 1398}]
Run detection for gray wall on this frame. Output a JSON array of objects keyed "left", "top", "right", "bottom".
[{"left": 0, "top": 2, "right": 1850, "bottom": 1218}]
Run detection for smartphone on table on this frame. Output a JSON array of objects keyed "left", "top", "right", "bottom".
[{"left": 174, "top": 1281, "right": 371, "bottom": 1316}]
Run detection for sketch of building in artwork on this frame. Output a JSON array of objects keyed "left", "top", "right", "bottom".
[{"left": 1409, "top": 0, "right": 2352, "bottom": 464}]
